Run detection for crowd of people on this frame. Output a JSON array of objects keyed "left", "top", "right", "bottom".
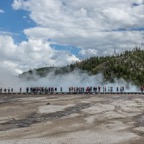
[
  {"left": 26, "top": 87, "right": 62, "bottom": 94},
  {"left": 0, "top": 86, "right": 127, "bottom": 94},
  {"left": 68, "top": 86, "right": 125, "bottom": 93},
  {"left": 0, "top": 87, "right": 13, "bottom": 94}
]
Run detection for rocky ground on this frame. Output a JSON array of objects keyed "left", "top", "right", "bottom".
[{"left": 0, "top": 93, "right": 144, "bottom": 144}]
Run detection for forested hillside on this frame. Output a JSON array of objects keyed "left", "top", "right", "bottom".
[{"left": 21, "top": 48, "right": 144, "bottom": 86}]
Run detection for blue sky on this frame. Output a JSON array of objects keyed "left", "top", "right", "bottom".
[
  {"left": 0, "top": 0, "right": 144, "bottom": 73},
  {"left": 0, "top": 0, "right": 80, "bottom": 56},
  {"left": 0, "top": 0, "right": 36, "bottom": 42}
]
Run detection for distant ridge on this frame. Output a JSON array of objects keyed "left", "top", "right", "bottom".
[{"left": 21, "top": 48, "right": 144, "bottom": 86}]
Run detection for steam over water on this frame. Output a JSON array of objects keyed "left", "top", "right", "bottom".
[{"left": 0, "top": 66, "right": 139, "bottom": 93}]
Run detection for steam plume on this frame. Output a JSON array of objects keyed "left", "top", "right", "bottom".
[{"left": 0, "top": 66, "right": 139, "bottom": 93}]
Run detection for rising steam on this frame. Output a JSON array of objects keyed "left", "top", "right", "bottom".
[{"left": 0, "top": 66, "right": 139, "bottom": 93}]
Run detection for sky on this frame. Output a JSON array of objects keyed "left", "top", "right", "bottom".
[{"left": 0, "top": 0, "right": 144, "bottom": 74}]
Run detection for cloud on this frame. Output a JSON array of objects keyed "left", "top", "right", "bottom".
[
  {"left": 0, "top": 9, "right": 4, "bottom": 13},
  {"left": 12, "top": 0, "right": 144, "bottom": 57},
  {"left": 0, "top": 35, "right": 79, "bottom": 73},
  {"left": 1, "top": 0, "right": 143, "bottom": 73},
  {"left": 12, "top": 0, "right": 144, "bottom": 29},
  {"left": 0, "top": 30, "right": 19, "bottom": 36}
]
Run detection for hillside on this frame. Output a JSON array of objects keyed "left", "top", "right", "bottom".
[{"left": 21, "top": 48, "right": 144, "bottom": 86}]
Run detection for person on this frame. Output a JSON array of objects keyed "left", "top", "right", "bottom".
[
  {"left": 0, "top": 87, "right": 2, "bottom": 93},
  {"left": 103, "top": 87, "right": 105, "bottom": 93},
  {"left": 111, "top": 87, "right": 113, "bottom": 93},
  {"left": 120, "top": 86, "right": 125, "bottom": 93},
  {"left": 11, "top": 88, "right": 13, "bottom": 94},
  {"left": 116, "top": 87, "right": 119, "bottom": 93},
  {"left": 98, "top": 86, "right": 101, "bottom": 93},
  {"left": 122, "top": 86, "right": 125, "bottom": 92},
  {"left": 60, "top": 87, "right": 62, "bottom": 93},
  {"left": 8, "top": 88, "right": 10, "bottom": 94},
  {"left": 69, "top": 87, "right": 71, "bottom": 93},
  {"left": 95, "top": 87, "right": 97, "bottom": 93},
  {"left": 141, "top": 86, "right": 143, "bottom": 93},
  {"left": 4, "top": 88, "right": 6, "bottom": 93},
  {"left": 55, "top": 87, "right": 57, "bottom": 92},
  {"left": 48, "top": 87, "right": 50, "bottom": 93},
  {"left": 104, "top": 87, "right": 106, "bottom": 93},
  {"left": 20, "top": 87, "right": 22, "bottom": 93},
  {"left": 26, "top": 87, "right": 29, "bottom": 94},
  {"left": 108, "top": 87, "right": 110, "bottom": 93}
]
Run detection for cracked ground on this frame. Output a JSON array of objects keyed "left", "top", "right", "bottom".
[{"left": 0, "top": 94, "right": 144, "bottom": 144}]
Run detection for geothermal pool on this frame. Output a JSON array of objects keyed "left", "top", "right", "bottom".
[{"left": 0, "top": 94, "right": 144, "bottom": 144}]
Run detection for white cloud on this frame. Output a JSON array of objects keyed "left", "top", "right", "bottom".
[
  {"left": 12, "top": 0, "right": 144, "bottom": 50},
  {"left": 0, "top": 0, "right": 141, "bottom": 72},
  {"left": 0, "top": 35, "right": 79, "bottom": 73},
  {"left": 79, "top": 49, "right": 98, "bottom": 58},
  {"left": 0, "top": 9, "right": 4, "bottom": 13}
]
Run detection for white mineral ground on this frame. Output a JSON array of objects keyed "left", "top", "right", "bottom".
[{"left": 0, "top": 94, "right": 144, "bottom": 144}]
